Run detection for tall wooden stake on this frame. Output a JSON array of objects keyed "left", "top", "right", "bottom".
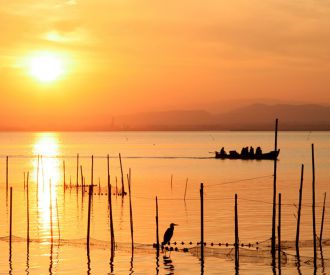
[
  {"left": 200, "top": 183, "right": 204, "bottom": 263},
  {"left": 271, "top": 118, "right": 278, "bottom": 257},
  {"left": 119, "top": 153, "right": 125, "bottom": 195},
  {"left": 91, "top": 155, "right": 94, "bottom": 186},
  {"left": 156, "top": 196, "right": 160, "bottom": 255},
  {"left": 63, "top": 160, "right": 66, "bottom": 191},
  {"left": 27, "top": 172, "right": 30, "bottom": 243},
  {"left": 115, "top": 177, "right": 118, "bottom": 196},
  {"left": 6, "top": 156, "right": 9, "bottom": 191},
  {"left": 128, "top": 168, "right": 134, "bottom": 252},
  {"left": 320, "top": 192, "right": 327, "bottom": 245},
  {"left": 9, "top": 187, "right": 13, "bottom": 250},
  {"left": 278, "top": 193, "right": 282, "bottom": 273},
  {"left": 296, "top": 164, "right": 304, "bottom": 256},
  {"left": 36, "top": 155, "right": 40, "bottom": 201},
  {"left": 49, "top": 180, "right": 53, "bottom": 243},
  {"left": 80, "top": 165, "right": 84, "bottom": 187},
  {"left": 56, "top": 198, "right": 61, "bottom": 240},
  {"left": 235, "top": 193, "right": 239, "bottom": 270},
  {"left": 87, "top": 185, "right": 93, "bottom": 255},
  {"left": 76, "top": 153, "right": 79, "bottom": 188},
  {"left": 108, "top": 174, "right": 115, "bottom": 254},
  {"left": 107, "top": 154, "right": 115, "bottom": 254},
  {"left": 184, "top": 178, "right": 188, "bottom": 201},
  {"left": 312, "top": 144, "right": 317, "bottom": 269}
]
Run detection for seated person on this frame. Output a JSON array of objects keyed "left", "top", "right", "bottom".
[
  {"left": 256, "top": 146, "right": 262, "bottom": 155},
  {"left": 220, "top": 147, "right": 226, "bottom": 155},
  {"left": 249, "top": 146, "right": 255, "bottom": 156}
]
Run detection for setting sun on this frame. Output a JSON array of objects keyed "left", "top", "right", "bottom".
[{"left": 29, "top": 53, "right": 64, "bottom": 83}]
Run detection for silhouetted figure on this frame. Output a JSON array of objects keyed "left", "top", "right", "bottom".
[
  {"left": 162, "top": 223, "right": 178, "bottom": 251},
  {"left": 249, "top": 146, "right": 255, "bottom": 156},
  {"left": 241, "top": 146, "right": 248, "bottom": 156},
  {"left": 256, "top": 146, "right": 262, "bottom": 156},
  {"left": 220, "top": 147, "right": 226, "bottom": 155}
]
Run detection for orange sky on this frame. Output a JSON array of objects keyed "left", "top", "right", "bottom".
[{"left": 1, "top": 1, "right": 330, "bottom": 129}]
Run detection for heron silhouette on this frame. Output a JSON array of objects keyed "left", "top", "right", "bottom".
[{"left": 161, "top": 223, "right": 178, "bottom": 252}]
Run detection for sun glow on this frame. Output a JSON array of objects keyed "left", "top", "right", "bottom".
[{"left": 29, "top": 53, "right": 64, "bottom": 83}]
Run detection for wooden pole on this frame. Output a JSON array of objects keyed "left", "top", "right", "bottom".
[
  {"left": 156, "top": 196, "right": 160, "bottom": 255},
  {"left": 119, "top": 153, "right": 125, "bottom": 195},
  {"left": 271, "top": 118, "right": 278, "bottom": 257},
  {"left": 91, "top": 155, "right": 94, "bottom": 186},
  {"left": 80, "top": 165, "right": 84, "bottom": 187},
  {"left": 49, "top": 180, "right": 53, "bottom": 243},
  {"left": 296, "top": 164, "right": 304, "bottom": 256},
  {"left": 24, "top": 172, "right": 26, "bottom": 190},
  {"left": 200, "top": 183, "right": 204, "bottom": 263},
  {"left": 41, "top": 155, "right": 45, "bottom": 190},
  {"left": 76, "top": 153, "right": 79, "bottom": 188},
  {"left": 9, "top": 187, "right": 13, "bottom": 250},
  {"left": 87, "top": 185, "right": 93, "bottom": 255},
  {"left": 27, "top": 172, "right": 30, "bottom": 243},
  {"left": 107, "top": 153, "right": 115, "bottom": 253},
  {"left": 184, "top": 178, "right": 188, "bottom": 201},
  {"left": 36, "top": 155, "right": 40, "bottom": 200},
  {"left": 56, "top": 198, "right": 61, "bottom": 240},
  {"left": 116, "top": 177, "right": 118, "bottom": 196},
  {"left": 312, "top": 144, "right": 317, "bottom": 269},
  {"left": 278, "top": 193, "right": 282, "bottom": 273},
  {"left": 6, "top": 156, "right": 9, "bottom": 191},
  {"left": 128, "top": 168, "right": 134, "bottom": 252},
  {"left": 63, "top": 160, "right": 66, "bottom": 191},
  {"left": 107, "top": 174, "right": 115, "bottom": 254},
  {"left": 235, "top": 193, "right": 239, "bottom": 270},
  {"left": 171, "top": 175, "right": 173, "bottom": 192},
  {"left": 320, "top": 192, "right": 327, "bottom": 245},
  {"left": 107, "top": 154, "right": 110, "bottom": 179}
]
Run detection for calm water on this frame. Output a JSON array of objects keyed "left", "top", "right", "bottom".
[{"left": 0, "top": 131, "right": 329, "bottom": 274}]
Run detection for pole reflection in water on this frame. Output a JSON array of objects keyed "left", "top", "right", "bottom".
[
  {"left": 156, "top": 253, "right": 159, "bottom": 275},
  {"left": 9, "top": 187, "right": 13, "bottom": 275}
]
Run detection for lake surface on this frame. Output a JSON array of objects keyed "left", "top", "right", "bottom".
[{"left": 0, "top": 131, "right": 329, "bottom": 274}]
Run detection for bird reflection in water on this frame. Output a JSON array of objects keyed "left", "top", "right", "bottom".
[
  {"left": 161, "top": 223, "right": 178, "bottom": 274},
  {"left": 163, "top": 255, "right": 175, "bottom": 275}
]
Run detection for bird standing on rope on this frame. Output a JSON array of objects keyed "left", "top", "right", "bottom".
[{"left": 162, "top": 223, "right": 178, "bottom": 252}]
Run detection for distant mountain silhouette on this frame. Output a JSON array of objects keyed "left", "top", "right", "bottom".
[
  {"left": 1, "top": 103, "right": 329, "bottom": 131},
  {"left": 215, "top": 104, "right": 330, "bottom": 130},
  {"left": 114, "top": 104, "right": 330, "bottom": 130}
]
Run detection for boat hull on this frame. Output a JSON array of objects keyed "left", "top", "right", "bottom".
[{"left": 215, "top": 149, "right": 280, "bottom": 160}]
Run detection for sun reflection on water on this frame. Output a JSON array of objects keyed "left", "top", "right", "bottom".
[{"left": 33, "top": 133, "right": 61, "bottom": 240}]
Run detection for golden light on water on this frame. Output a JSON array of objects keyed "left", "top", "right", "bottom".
[{"left": 33, "top": 133, "right": 61, "bottom": 239}]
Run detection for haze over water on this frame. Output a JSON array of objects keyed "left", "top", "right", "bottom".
[{"left": 0, "top": 131, "right": 329, "bottom": 274}]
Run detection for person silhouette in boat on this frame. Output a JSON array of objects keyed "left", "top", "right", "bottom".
[
  {"left": 256, "top": 146, "right": 262, "bottom": 156},
  {"left": 220, "top": 147, "right": 226, "bottom": 156},
  {"left": 241, "top": 146, "right": 248, "bottom": 157},
  {"left": 249, "top": 146, "right": 255, "bottom": 157}
]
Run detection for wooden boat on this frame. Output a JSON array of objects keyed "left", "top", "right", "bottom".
[{"left": 215, "top": 149, "right": 280, "bottom": 160}]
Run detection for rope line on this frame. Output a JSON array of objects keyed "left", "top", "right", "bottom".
[{"left": 206, "top": 175, "right": 273, "bottom": 187}]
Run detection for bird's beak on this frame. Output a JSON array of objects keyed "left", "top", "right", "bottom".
[{"left": 174, "top": 224, "right": 178, "bottom": 226}]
